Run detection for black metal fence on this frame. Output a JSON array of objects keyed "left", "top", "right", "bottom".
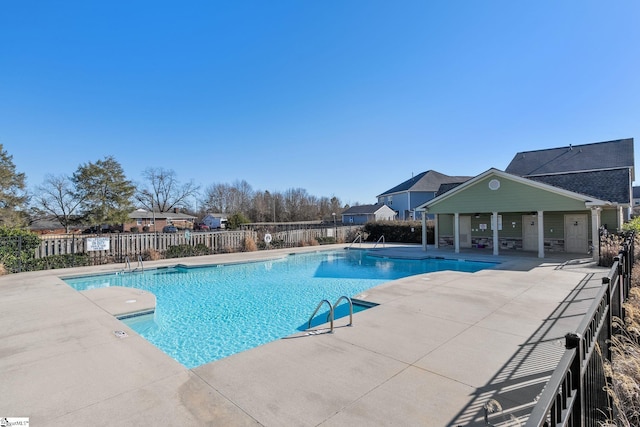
[{"left": 525, "top": 235, "right": 634, "bottom": 426}]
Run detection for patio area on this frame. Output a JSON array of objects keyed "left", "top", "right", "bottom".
[{"left": 0, "top": 244, "right": 610, "bottom": 426}]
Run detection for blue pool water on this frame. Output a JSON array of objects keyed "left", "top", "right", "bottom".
[{"left": 64, "top": 250, "right": 495, "bottom": 368}]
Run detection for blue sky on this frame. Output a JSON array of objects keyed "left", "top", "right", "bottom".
[{"left": 1, "top": 1, "right": 639, "bottom": 207}]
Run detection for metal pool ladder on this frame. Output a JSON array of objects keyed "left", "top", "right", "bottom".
[
  {"left": 373, "top": 235, "right": 385, "bottom": 249},
  {"left": 348, "top": 234, "right": 362, "bottom": 249},
  {"left": 306, "top": 296, "right": 353, "bottom": 333},
  {"left": 120, "top": 255, "right": 144, "bottom": 274}
]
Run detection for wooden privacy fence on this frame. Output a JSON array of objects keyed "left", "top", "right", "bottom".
[
  {"left": 33, "top": 226, "right": 354, "bottom": 262},
  {"left": 270, "top": 227, "right": 349, "bottom": 246},
  {"left": 35, "top": 231, "right": 255, "bottom": 261}
]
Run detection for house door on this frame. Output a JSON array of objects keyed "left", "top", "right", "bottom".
[
  {"left": 565, "top": 214, "right": 588, "bottom": 253},
  {"left": 522, "top": 215, "right": 538, "bottom": 252},
  {"left": 459, "top": 215, "right": 472, "bottom": 248}
]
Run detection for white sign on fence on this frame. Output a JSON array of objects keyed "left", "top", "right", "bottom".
[{"left": 86, "top": 237, "right": 110, "bottom": 251}]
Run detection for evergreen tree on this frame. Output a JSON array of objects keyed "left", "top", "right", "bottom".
[
  {"left": 72, "top": 156, "right": 135, "bottom": 229},
  {"left": 0, "top": 144, "right": 28, "bottom": 227}
]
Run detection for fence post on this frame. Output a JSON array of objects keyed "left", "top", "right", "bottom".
[{"left": 565, "top": 332, "right": 584, "bottom": 425}]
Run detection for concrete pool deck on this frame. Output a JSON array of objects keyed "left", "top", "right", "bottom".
[{"left": 0, "top": 244, "right": 610, "bottom": 426}]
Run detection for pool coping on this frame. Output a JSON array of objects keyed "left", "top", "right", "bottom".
[{"left": 0, "top": 243, "right": 611, "bottom": 426}]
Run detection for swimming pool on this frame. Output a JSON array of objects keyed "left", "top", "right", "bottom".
[{"left": 64, "top": 250, "right": 496, "bottom": 368}]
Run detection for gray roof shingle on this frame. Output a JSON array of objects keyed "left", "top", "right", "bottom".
[
  {"left": 378, "top": 170, "right": 471, "bottom": 196},
  {"left": 505, "top": 138, "right": 634, "bottom": 176},
  {"left": 342, "top": 204, "right": 387, "bottom": 215},
  {"left": 526, "top": 169, "right": 630, "bottom": 203}
]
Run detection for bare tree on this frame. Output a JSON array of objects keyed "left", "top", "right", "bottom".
[
  {"left": 202, "top": 181, "right": 346, "bottom": 223},
  {"left": 203, "top": 182, "right": 232, "bottom": 213},
  {"left": 35, "top": 174, "right": 85, "bottom": 233},
  {"left": 229, "top": 180, "right": 253, "bottom": 215},
  {"left": 136, "top": 168, "right": 199, "bottom": 212},
  {"left": 249, "top": 190, "right": 271, "bottom": 222},
  {"left": 203, "top": 180, "right": 253, "bottom": 215}
]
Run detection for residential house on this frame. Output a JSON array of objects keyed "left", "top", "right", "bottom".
[
  {"left": 125, "top": 209, "right": 196, "bottom": 232},
  {"left": 417, "top": 138, "right": 635, "bottom": 261},
  {"left": 633, "top": 186, "right": 640, "bottom": 215},
  {"left": 377, "top": 170, "right": 471, "bottom": 220},
  {"left": 341, "top": 204, "right": 397, "bottom": 225},
  {"left": 28, "top": 216, "right": 77, "bottom": 235}
]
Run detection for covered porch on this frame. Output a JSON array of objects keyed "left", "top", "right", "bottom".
[{"left": 417, "top": 169, "right": 622, "bottom": 261}]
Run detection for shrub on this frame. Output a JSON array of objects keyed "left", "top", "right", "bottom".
[
  {"left": 243, "top": 236, "right": 257, "bottom": 252},
  {"left": 315, "top": 236, "right": 336, "bottom": 245},
  {"left": 622, "top": 217, "right": 640, "bottom": 234},
  {"left": 142, "top": 226, "right": 150, "bottom": 232},
  {"left": 599, "top": 233, "right": 625, "bottom": 267},
  {"left": 362, "top": 220, "right": 433, "bottom": 244},
  {"left": 605, "top": 239, "right": 640, "bottom": 426},
  {"left": 226, "top": 212, "right": 251, "bottom": 230},
  {"left": 0, "top": 226, "right": 41, "bottom": 273},
  {"left": 130, "top": 226, "right": 139, "bottom": 233},
  {"left": 143, "top": 248, "right": 162, "bottom": 261},
  {"left": 165, "top": 244, "right": 211, "bottom": 259},
  {"left": 18, "top": 253, "right": 91, "bottom": 271}
]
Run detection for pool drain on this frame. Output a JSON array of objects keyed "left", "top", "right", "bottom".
[{"left": 114, "top": 330, "right": 128, "bottom": 338}]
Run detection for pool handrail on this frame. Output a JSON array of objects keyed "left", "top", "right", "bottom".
[
  {"left": 333, "top": 295, "right": 353, "bottom": 327},
  {"left": 348, "top": 234, "right": 362, "bottom": 249},
  {"left": 307, "top": 299, "right": 334, "bottom": 332},
  {"left": 373, "top": 235, "right": 385, "bottom": 249}
]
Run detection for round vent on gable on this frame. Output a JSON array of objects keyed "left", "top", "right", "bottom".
[{"left": 488, "top": 179, "right": 501, "bottom": 190}]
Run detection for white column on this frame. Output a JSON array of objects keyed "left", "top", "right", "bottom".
[
  {"left": 537, "top": 210, "right": 545, "bottom": 258},
  {"left": 591, "top": 207, "right": 601, "bottom": 262},
  {"left": 434, "top": 214, "right": 439, "bottom": 249},
  {"left": 492, "top": 212, "right": 499, "bottom": 256},
  {"left": 454, "top": 212, "right": 460, "bottom": 253},
  {"left": 618, "top": 206, "right": 624, "bottom": 231},
  {"left": 421, "top": 212, "right": 427, "bottom": 251}
]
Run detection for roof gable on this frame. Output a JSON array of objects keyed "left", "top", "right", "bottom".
[
  {"left": 419, "top": 168, "right": 610, "bottom": 214},
  {"left": 505, "top": 138, "right": 634, "bottom": 176},
  {"left": 378, "top": 170, "right": 471, "bottom": 196}
]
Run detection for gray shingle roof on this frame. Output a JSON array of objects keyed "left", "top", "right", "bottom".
[
  {"left": 505, "top": 138, "right": 634, "bottom": 176},
  {"left": 342, "top": 204, "right": 387, "bottom": 215},
  {"left": 526, "top": 169, "right": 630, "bottom": 203},
  {"left": 378, "top": 170, "right": 472, "bottom": 196},
  {"left": 436, "top": 182, "right": 466, "bottom": 197}
]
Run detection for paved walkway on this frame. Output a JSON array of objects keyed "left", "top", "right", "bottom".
[{"left": 0, "top": 244, "right": 610, "bottom": 426}]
